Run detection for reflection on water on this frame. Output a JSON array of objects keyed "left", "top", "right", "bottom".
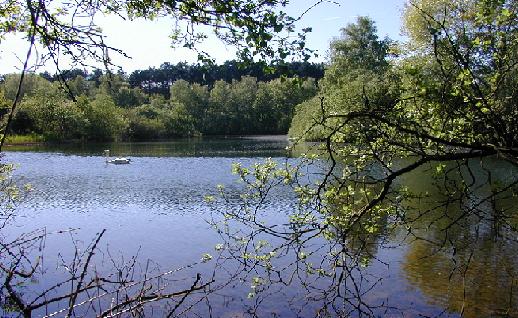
[
  {"left": 404, "top": 239, "right": 518, "bottom": 317},
  {"left": 398, "top": 158, "right": 518, "bottom": 317},
  {"left": 4, "top": 135, "right": 293, "bottom": 158},
  {"left": 2, "top": 137, "right": 518, "bottom": 317},
  {"left": 5, "top": 151, "right": 297, "bottom": 267},
  {"left": 2, "top": 137, "right": 304, "bottom": 317}
]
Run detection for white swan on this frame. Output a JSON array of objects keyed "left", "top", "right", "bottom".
[{"left": 104, "top": 150, "right": 131, "bottom": 164}]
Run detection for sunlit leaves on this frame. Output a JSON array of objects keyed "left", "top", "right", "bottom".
[
  {"left": 201, "top": 253, "right": 213, "bottom": 262},
  {"left": 0, "top": 163, "right": 30, "bottom": 217},
  {"left": 1, "top": 0, "right": 313, "bottom": 73},
  {"left": 122, "top": 0, "right": 312, "bottom": 62}
]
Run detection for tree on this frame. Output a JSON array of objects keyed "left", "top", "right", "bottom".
[
  {"left": 288, "top": 2, "right": 518, "bottom": 246},
  {"left": 165, "top": 102, "right": 197, "bottom": 137},
  {"left": 206, "top": 80, "right": 232, "bottom": 135},
  {"left": 170, "top": 80, "right": 209, "bottom": 131},
  {"left": 79, "top": 93, "right": 127, "bottom": 141},
  {"left": 126, "top": 104, "right": 167, "bottom": 140},
  {"left": 0, "top": 0, "right": 314, "bottom": 149},
  {"left": 228, "top": 76, "right": 258, "bottom": 134},
  {"left": 0, "top": 1, "right": 320, "bottom": 317},
  {"left": 1, "top": 74, "right": 53, "bottom": 101},
  {"left": 126, "top": 60, "right": 325, "bottom": 100},
  {"left": 252, "top": 82, "right": 276, "bottom": 133},
  {"left": 66, "top": 75, "right": 92, "bottom": 98},
  {"left": 215, "top": 2, "right": 518, "bottom": 315},
  {"left": 19, "top": 89, "right": 86, "bottom": 141},
  {"left": 329, "top": 16, "right": 390, "bottom": 73},
  {"left": 290, "top": 16, "right": 396, "bottom": 141},
  {"left": 268, "top": 77, "right": 318, "bottom": 132}
]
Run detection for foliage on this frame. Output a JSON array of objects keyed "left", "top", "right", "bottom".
[
  {"left": 288, "top": 96, "right": 323, "bottom": 139},
  {"left": 0, "top": 0, "right": 322, "bottom": 317},
  {"left": 79, "top": 93, "right": 127, "bottom": 141},
  {"left": 127, "top": 61, "right": 324, "bottom": 97},
  {"left": 0, "top": 71, "right": 317, "bottom": 141},
  {"left": 3, "top": 133, "right": 44, "bottom": 144},
  {"left": 213, "top": 2, "right": 518, "bottom": 315},
  {"left": 1, "top": 74, "right": 53, "bottom": 101},
  {"left": 290, "top": 16, "right": 397, "bottom": 141},
  {"left": 206, "top": 80, "right": 233, "bottom": 135},
  {"left": 16, "top": 85, "right": 86, "bottom": 141},
  {"left": 0, "top": 0, "right": 315, "bottom": 74},
  {"left": 286, "top": 2, "right": 518, "bottom": 240},
  {"left": 329, "top": 16, "right": 391, "bottom": 75}
]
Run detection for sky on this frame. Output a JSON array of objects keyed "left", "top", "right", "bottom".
[{"left": 0, "top": 0, "right": 407, "bottom": 74}]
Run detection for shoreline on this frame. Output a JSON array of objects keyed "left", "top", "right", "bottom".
[{"left": 2, "top": 134, "right": 290, "bottom": 148}]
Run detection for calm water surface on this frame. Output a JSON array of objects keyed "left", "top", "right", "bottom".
[{"left": 2, "top": 136, "right": 517, "bottom": 317}]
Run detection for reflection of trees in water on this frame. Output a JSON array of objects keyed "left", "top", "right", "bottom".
[
  {"left": 399, "top": 158, "right": 518, "bottom": 317},
  {"left": 208, "top": 158, "right": 400, "bottom": 317},
  {"left": 404, "top": 239, "right": 518, "bottom": 318},
  {"left": 210, "top": 156, "right": 518, "bottom": 317},
  {"left": 265, "top": 0, "right": 518, "bottom": 314}
]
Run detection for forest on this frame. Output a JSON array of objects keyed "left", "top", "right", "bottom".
[
  {"left": 0, "top": 0, "right": 518, "bottom": 316},
  {"left": 0, "top": 61, "right": 322, "bottom": 142}
]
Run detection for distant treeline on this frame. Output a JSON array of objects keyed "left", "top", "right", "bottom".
[
  {"left": 38, "top": 60, "right": 324, "bottom": 97},
  {"left": 0, "top": 61, "right": 321, "bottom": 141}
]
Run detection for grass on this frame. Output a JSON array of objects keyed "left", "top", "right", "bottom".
[{"left": 3, "top": 134, "right": 46, "bottom": 145}]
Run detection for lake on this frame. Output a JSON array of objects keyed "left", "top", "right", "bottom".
[{"left": 1, "top": 136, "right": 517, "bottom": 317}]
